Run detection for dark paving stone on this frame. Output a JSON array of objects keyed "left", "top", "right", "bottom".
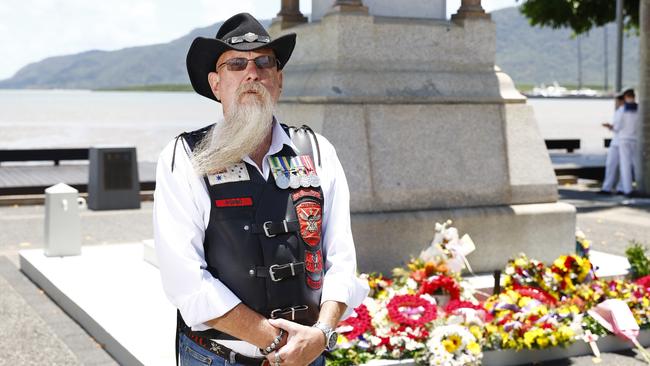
[{"left": 0, "top": 256, "right": 118, "bottom": 366}]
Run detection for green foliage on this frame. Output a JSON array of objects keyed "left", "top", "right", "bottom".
[
  {"left": 582, "top": 313, "right": 610, "bottom": 336},
  {"left": 625, "top": 241, "right": 650, "bottom": 279},
  {"left": 326, "top": 348, "right": 375, "bottom": 366},
  {"left": 517, "top": 0, "right": 640, "bottom": 35},
  {"left": 95, "top": 84, "right": 193, "bottom": 92}
]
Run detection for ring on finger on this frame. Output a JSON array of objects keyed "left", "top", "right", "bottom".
[{"left": 275, "top": 352, "right": 281, "bottom": 364}]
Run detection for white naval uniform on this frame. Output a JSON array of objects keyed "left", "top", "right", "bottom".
[
  {"left": 601, "top": 106, "right": 624, "bottom": 192},
  {"left": 614, "top": 106, "right": 639, "bottom": 194}
]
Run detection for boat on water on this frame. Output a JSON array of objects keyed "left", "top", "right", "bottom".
[{"left": 524, "top": 81, "right": 602, "bottom": 98}]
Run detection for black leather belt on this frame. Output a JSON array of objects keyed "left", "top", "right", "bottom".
[
  {"left": 252, "top": 262, "right": 305, "bottom": 282},
  {"left": 251, "top": 220, "right": 299, "bottom": 237},
  {"left": 182, "top": 330, "right": 269, "bottom": 366}
]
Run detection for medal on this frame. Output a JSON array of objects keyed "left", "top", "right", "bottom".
[
  {"left": 268, "top": 157, "right": 288, "bottom": 189},
  {"left": 289, "top": 173, "right": 300, "bottom": 189},
  {"left": 300, "top": 170, "right": 310, "bottom": 187},
  {"left": 309, "top": 173, "right": 321, "bottom": 187},
  {"left": 300, "top": 155, "right": 321, "bottom": 188},
  {"left": 276, "top": 173, "right": 290, "bottom": 189}
]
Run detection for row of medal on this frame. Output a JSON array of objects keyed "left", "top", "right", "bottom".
[{"left": 268, "top": 155, "right": 320, "bottom": 189}]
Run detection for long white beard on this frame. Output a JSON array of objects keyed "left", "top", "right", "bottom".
[{"left": 191, "top": 82, "right": 274, "bottom": 176}]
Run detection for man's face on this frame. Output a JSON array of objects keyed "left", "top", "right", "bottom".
[{"left": 208, "top": 48, "right": 283, "bottom": 112}]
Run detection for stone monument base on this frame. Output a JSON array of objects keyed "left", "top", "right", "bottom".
[{"left": 351, "top": 202, "right": 576, "bottom": 274}]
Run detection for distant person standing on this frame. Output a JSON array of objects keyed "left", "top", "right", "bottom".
[
  {"left": 616, "top": 88, "right": 639, "bottom": 196},
  {"left": 599, "top": 94, "right": 625, "bottom": 194}
]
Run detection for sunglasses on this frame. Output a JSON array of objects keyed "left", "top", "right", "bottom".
[{"left": 217, "top": 55, "right": 279, "bottom": 72}]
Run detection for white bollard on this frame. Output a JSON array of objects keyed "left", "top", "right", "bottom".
[{"left": 44, "top": 183, "right": 82, "bottom": 256}]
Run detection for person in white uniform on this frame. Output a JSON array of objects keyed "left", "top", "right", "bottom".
[
  {"left": 615, "top": 89, "right": 639, "bottom": 196},
  {"left": 599, "top": 94, "right": 625, "bottom": 194},
  {"left": 153, "top": 13, "right": 368, "bottom": 366}
]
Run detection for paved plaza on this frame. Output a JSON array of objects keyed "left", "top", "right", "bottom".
[{"left": 1, "top": 186, "right": 650, "bottom": 365}]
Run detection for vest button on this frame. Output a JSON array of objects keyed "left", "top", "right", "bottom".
[
  {"left": 244, "top": 225, "right": 250, "bottom": 231},
  {"left": 249, "top": 269, "right": 255, "bottom": 276}
]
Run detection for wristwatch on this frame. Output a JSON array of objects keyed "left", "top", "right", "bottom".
[{"left": 312, "top": 321, "right": 338, "bottom": 351}]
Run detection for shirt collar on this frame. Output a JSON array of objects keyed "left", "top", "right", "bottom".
[{"left": 268, "top": 117, "right": 300, "bottom": 156}]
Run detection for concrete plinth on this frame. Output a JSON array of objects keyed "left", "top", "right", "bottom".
[
  {"left": 351, "top": 202, "right": 576, "bottom": 275},
  {"left": 272, "top": 11, "right": 575, "bottom": 272}
]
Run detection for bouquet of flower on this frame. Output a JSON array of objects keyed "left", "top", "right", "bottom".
[
  {"left": 482, "top": 289, "right": 583, "bottom": 350},
  {"left": 331, "top": 226, "right": 650, "bottom": 365},
  {"left": 417, "top": 325, "right": 483, "bottom": 366}
]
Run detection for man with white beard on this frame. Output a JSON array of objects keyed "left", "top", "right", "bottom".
[{"left": 153, "top": 13, "right": 368, "bottom": 366}]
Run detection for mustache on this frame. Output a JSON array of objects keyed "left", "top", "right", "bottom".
[
  {"left": 235, "top": 82, "right": 268, "bottom": 98},
  {"left": 190, "top": 81, "right": 274, "bottom": 176}
]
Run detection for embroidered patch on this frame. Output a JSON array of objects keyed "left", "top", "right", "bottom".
[
  {"left": 305, "top": 249, "right": 323, "bottom": 273},
  {"left": 207, "top": 163, "right": 250, "bottom": 185},
  {"left": 296, "top": 201, "right": 322, "bottom": 247},
  {"left": 307, "top": 276, "right": 322, "bottom": 290},
  {"left": 291, "top": 188, "right": 322, "bottom": 201},
  {"left": 215, "top": 197, "right": 253, "bottom": 208}
]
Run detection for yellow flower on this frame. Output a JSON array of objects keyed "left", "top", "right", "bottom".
[
  {"left": 469, "top": 325, "right": 483, "bottom": 340},
  {"left": 442, "top": 339, "right": 459, "bottom": 353},
  {"left": 523, "top": 329, "right": 544, "bottom": 348},
  {"left": 536, "top": 336, "right": 549, "bottom": 348},
  {"left": 467, "top": 341, "right": 481, "bottom": 355},
  {"left": 557, "top": 326, "right": 574, "bottom": 341},
  {"left": 553, "top": 256, "right": 568, "bottom": 271},
  {"left": 519, "top": 297, "right": 533, "bottom": 307}
]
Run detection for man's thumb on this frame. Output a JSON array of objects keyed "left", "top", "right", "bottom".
[{"left": 268, "top": 318, "right": 297, "bottom": 332}]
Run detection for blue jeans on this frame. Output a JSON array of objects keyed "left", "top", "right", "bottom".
[{"left": 179, "top": 334, "right": 326, "bottom": 366}]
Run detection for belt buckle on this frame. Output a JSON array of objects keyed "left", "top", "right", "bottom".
[
  {"left": 268, "top": 263, "right": 295, "bottom": 282},
  {"left": 263, "top": 221, "right": 276, "bottom": 238},
  {"left": 270, "top": 305, "right": 308, "bottom": 321}
]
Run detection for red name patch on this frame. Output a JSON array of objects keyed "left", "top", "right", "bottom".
[{"left": 215, "top": 197, "right": 253, "bottom": 207}]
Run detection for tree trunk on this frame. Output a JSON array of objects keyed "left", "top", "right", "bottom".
[{"left": 639, "top": 0, "right": 650, "bottom": 194}]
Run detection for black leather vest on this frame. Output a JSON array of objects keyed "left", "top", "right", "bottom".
[{"left": 177, "top": 124, "right": 324, "bottom": 340}]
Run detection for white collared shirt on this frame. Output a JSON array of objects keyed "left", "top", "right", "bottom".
[
  {"left": 613, "top": 106, "right": 638, "bottom": 141},
  {"left": 153, "top": 119, "right": 369, "bottom": 333}
]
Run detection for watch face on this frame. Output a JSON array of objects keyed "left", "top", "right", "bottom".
[{"left": 327, "top": 331, "right": 338, "bottom": 350}]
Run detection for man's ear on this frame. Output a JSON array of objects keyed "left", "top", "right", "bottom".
[{"left": 208, "top": 72, "right": 220, "bottom": 100}]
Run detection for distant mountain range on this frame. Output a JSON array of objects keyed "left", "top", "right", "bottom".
[
  {"left": 0, "top": 8, "right": 639, "bottom": 89},
  {"left": 493, "top": 7, "right": 638, "bottom": 88}
]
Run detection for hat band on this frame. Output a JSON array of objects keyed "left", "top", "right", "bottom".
[{"left": 228, "top": 32, "right": 271, "bottom": 45}]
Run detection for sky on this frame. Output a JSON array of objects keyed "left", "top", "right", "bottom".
[{"left": 0, "top": 0, "right": 519, "bottom": 80}]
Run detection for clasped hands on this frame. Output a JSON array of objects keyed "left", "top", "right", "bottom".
[{"left": 264, "top": 318, "right": 325, "bottom": 366}]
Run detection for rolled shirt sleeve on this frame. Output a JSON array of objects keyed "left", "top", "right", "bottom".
[
  {"left": 153, "top": 138, "right": 241, "bottom": 330},
  {"left": 317, "top": 134, "right": 370, "bottom": 320}
]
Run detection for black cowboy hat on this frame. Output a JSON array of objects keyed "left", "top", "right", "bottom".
[{"left": 186, "top": 12, "right": 296, "bottom": 102}]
